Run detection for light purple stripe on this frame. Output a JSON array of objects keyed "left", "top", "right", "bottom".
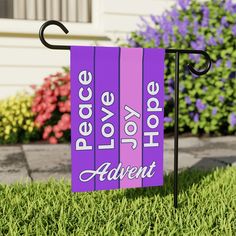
[
  {"left": 143, "top": 48, "right": 165, "bottom": 187},
  {"left": 95, "top": 47, "right": 120, "bottom": 190},
  {"left": 71, "top": 46, "right": 95, "bottom": 192},
  {"left": 120, "top": 48, "right": 143, "bottom": 189}
]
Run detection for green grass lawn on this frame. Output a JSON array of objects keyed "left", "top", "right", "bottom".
[{"left": 0, "top": 167, "right": 235, "bottom": 235}]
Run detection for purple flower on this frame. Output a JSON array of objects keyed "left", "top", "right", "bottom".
[
  {"left": 170, "top": 7, "right": 179, "bottom": 21},
  {"left": 221, "top": 16, "right": 229, "bottom": 27},
  {"left": 212, "top": 107, "right": 218, "bottom": 116},
  {"left": 172, "top": 35, "right": 177, "bottom": 43},
  {"left": 196, "top": 99, "right": 206, "bottom": 112},
  {"left": 163, "top": 18, "right": 173, "bottom": 35},
  {"left": 201, "top": 6, "right": 209, "bottom": 27},
  {"left": 150, "top": 14, "right": 158, "bottom": 24},
  {"left": 191, "top": 35, "right": 206, "bottom": 50},
  {"left": 217, "top": 26, "right": 223, "bottom": 36},
  {"left": 232, "top": 25, "right": 236, "bottom": 36},
  {"left": 178, "top": 0, "right": 190, "bottom": 10},
  {"left": 178, "top": 17, "right": 189, "bottom": 37},
  {"left": 127, "top": 37, "right": 137, "bottom": 47},
  {"left": 145, "top": 26, "right": 158, "bottom": 41},
  {"left": 208, "top": 36, "right": 217, "bottom": 46},
  {"left": 225, "top": 0, "right": 234, "bottom": 13},
  {"left": 229, "top": 113, "right": 236, "bottom": 127},
  {"left": 164, "top": 95, "right": 171, "bottom": 101},
  {"left": 226, "top": 60, "right": 232, "bottom": 68},
  {"left": 193, "top": 19, "right": 199, "bottom": 34},
  {"left": 140, "top": 16, "right": 149, "bottom": 26},
  {"left": 194, "top": 113, "right": 199, "bottom": 123},
  {"left": 163, "top": 33, "right": 169, "bottom": 46},
  {"left": 154, "top": 35, "right": 160, "bottom": 47},
  {"left": 168, "top": 86, "right": 174, "bottom": 94},
  {"left": 189, "top": 53, "right": 200, "bottom": 63},
  {"left": 216, "top": 60, "right": 222, "bottom": 67},
  {"left": 190, "top": 41, "right": 198, "bottom": 49},
  {"left": 216, "top": 27, "right": 224, "bottom": 44},
  {"left": 219, "top": 95, "right": 224, "bottom": 102},
  {"left": 185, "top": 96, "right": 191, "bottom": 105},
  {"left": 168, "top": 78, "right": 174, "bottom": 85},
  {"left": 164, "top": 117, "right": 173, "bottom": 123}
]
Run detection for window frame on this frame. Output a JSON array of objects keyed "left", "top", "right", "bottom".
[{"left": 0, "top": 0, "right": 104, "bottom": 38}]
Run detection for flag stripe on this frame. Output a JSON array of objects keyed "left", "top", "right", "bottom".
[
  {"left": 143, "top": 48, "right": 165, "bottom": 187},
  {"left": 95, "top": 46, "right": 120, "bottom": 190},
  {"left": 120, "top": 48, "right": 143, "bottom": 189},
  {"left": 71, "top": 46, "right": 95, "bottom": 192}
]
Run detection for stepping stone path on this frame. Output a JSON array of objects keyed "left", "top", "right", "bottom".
[{"left": 0, "top": 136, "right": 235, "bottom": 184}]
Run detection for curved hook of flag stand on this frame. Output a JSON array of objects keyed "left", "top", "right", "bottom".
[
  {"left": 39, "top": 20, "right": 70, "bottom": 50},
  {"left": 39, "top": 20, "right": 211, "bottom": 209}
]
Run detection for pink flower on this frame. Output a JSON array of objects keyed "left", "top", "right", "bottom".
[
  {"left": 43, "top": 131, "right": 49, "bottom": 140},
  {"left": 62, "top": 113, "right": 70, "bottom": 123},
  {"left": 45, "top": 126, "right": 52, "bottom": 134},
  {"left": 32, "top": 71, "right": 71, "bottom": 144},
  {"left": 45, "top": 90, "right": 52, "bottom": 96},
  {"left": 53, "top": 125, "right": 60, "bottom": 133},
  {"left": 54, "top": 88, "right": 60, "bottom": 96},
  {"left": 64, "top": 100, "right": 71, "bottom": 112},
  {"left": 49, "top": 136, "right": 58, "bottom": 144},
  {"left": 58, "top": 120, "right": 67, "bottom": 131},
  {"left": 55, "top": 132, "right": 63, "bottom": 139},
  {"left": 48, "top": 104, "right": 56, "bottom": 112}
]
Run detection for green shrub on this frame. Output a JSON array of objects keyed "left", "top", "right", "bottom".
[
  {"left": 127, "top": 0, "right": 236, "bottom": 135},
  {"left": 0, "top": 93, "right": 40, "bottom": 144}
]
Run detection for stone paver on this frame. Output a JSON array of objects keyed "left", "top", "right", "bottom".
[
  {"left": 23, "top": 144, "right": 70, "bottom": 181},
  {"left": 0, "top": 146, "right": 30, "bottom": 184},
  {"left": 164, "top": 150, "right": 198, "bottom": 172},
  {"left": 0, "top": 136, "right": 235, "bottom": 184}
]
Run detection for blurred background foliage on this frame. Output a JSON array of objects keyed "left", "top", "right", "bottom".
[
  {"left": 0, "top": 0, "right": 235, "bottom": 144},
  {"left": 127, "top": 0, "right": 236, "bottom": 135},
  {"left": 0, "top": 94, "right": 40, "bottom": 144}
]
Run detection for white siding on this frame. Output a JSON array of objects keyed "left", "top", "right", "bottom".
[
  {"left": 102, "top": 0, "right": 175, "bottom": 40},
  {"left": 0, "top": 0, "right": 175, "bottom": 99}
]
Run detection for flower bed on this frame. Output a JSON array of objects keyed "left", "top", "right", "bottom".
[
  {"left": 0, "top": 94, "right": 39, "bottom": 144},
  {"left": 127, "top": 0, "right": 236, "bottom": 135},
  {"left": 0, "top": 0, "right": 236, "bottom": 144},
  {"left": 32, "top": 72, "right": 71, "bottom": 144}
]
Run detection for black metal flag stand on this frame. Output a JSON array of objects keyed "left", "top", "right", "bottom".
[{"left": 39, "top": 20, "right": 211, "bottom": 208}]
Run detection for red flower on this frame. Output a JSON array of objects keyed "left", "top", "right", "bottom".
[
  {"left": 53, "top": 125, "right": 60, "bottom": 133},
  {"left": 43, "top": 131, "right": 49, "bottom": 140},
  {"left": 32, "top": 71, "right": 71, "bottom": 144},
  {"left": 49, "top": 136, "right": 58, "bottom": 144},
  {"left": 55, "top": 131, "right": 63, "bottom": 139},
  {"left": 62, "top": 113, "right": 70, "bottom": 123},
  {"left": 45, "top": 126, "right": 52, "bottom": 134}
]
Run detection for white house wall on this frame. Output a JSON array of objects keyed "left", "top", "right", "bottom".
[{"left": 0, "top": 0, "right": 175, "bottom": 99}]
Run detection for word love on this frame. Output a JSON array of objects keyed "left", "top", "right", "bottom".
[
  {"left": 75, "top": 70, "right": 115, "bottom": 151},
  {"left": 79, "top": 161, "right": 156, "bottom": 182}
]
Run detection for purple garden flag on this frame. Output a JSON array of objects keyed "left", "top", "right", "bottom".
[{"left": 71, "top": 46, "right": 165, "bottom": 192}]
